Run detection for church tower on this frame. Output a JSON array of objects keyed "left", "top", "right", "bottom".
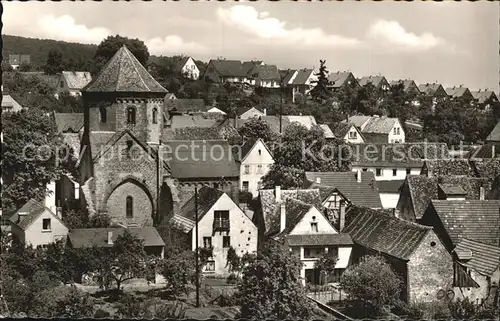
[{"left": 82, "top": 45, "right": 167, "bottom": 144}]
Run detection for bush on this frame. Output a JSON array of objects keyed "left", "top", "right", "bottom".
[
  {"left": 94, "top": 309, "right": 111, "bottom": 318},
  {"left": 448, "top": 297, "right": 476, "bottom": 319},
  {"left": 239, "top": 191, "right": 253, "bottom": 205},
  {"left": 227, "top": 273, "right": 238, "bottom": 285}
]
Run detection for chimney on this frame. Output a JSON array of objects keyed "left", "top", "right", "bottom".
[
  {"left": 275, "top": 185, "right": 282, "bottom": 203},
  {"left": 479, "top": 186, "right": 485, "bottom": 200},
  {"left": 107, "top": 231, "right": 113, "bottom": 245},
  {"left": 316, "top": 177, "right": 321, "bottom": 184},
  {"left": 280, "top": 203, "right": 286, "bottom": 233},
  {"left": 339, "top": 201, "right": 346, "bottom": 232},
  {"left": 356, "top": 170, "right": 361, "bottom": 183}
]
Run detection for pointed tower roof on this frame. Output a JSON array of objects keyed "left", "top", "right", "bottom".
[{"left": 83, "top": 45, "right": 167, "bottom": 94}]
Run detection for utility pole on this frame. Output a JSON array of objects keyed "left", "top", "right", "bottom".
[
  {"left": 279, "top": 69, "right": 289, "bottom": 134},
  {"left": 195, "top": 186, "right": 200, "bottom": 308}
]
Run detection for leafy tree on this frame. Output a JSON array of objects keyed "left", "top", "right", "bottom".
[
  {"left": 2, "top": 61, "right": 13, "bottom": 71},
  {"left": 262, "top": 165, "right": 305, "bottom": 189},
  {"left": 93, "top": 35, "right": 150, "bottom": 73},
  {"left": 44, "top": 49, "right": 64, "bottom": 75},
  {"left": 314, "top": 250, "right": 339, "bottom": 284},
  {"left": 340, "top": 255, "right": 403, "bottom": 315},
  {"left": 2, "top": 109, "right": 77, "bottom": 213},
  {"left": 309, "top": 60, "right": 332, "bottom": 102},
  {"left": 238, "top": 117, "right": 276, "bottom": 143},
  {"left": 238, "top": 242, "right": 313, "bottom": 320},
  {"left": 159, "top": 246, "right": 196, "bottom": 296}
]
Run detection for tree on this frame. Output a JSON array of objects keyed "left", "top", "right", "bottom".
[
  {"left": 18, "top": 62, "right": 32, "bottom": 72},
  {"left": 2, "top": 61, "right": 13, "bottom": 71},
  {"left": 2, "top": 109, "right": 77, "bottom": 213},
  {"left": 238, "top": 117, "right": 276, "bottom": 143},
  {"left": 339, "top": 255, "right": 403, "bottom": 315},
  {"left": 309, "top": 60, "right": 332, "bottom": 103},
  {"left": 314, "top": 250, "right": 339, "bottom": 284},
  {"left": 93, "top": 35, "right": 149, "bottom": 73},
  {"left": 92, "top": 230, "right": 148, "bottom": 291},
  {"left": 159, "top": 246, "right": 196, "bottom": 296},
  {"left": 238, "top": 242, "right": 313, "bottom": 320},
  {"left": 44, "top": 49, "right": 64, "bottom": 75}
]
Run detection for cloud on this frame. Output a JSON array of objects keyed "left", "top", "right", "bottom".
[
  {"left": 367, "top": 19, "right": 444, "bottom": 51},
  {"left": 217, "top": 5, "right": 361, "bottom": 48},
  {"left": 146, "top": 36, "right": 208, "bottom": 55},
  {"left": 38, "top": 15, "right": 112, "bottom": 44}
]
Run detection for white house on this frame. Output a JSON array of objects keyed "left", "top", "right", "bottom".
[
  {"left": 10, "top": 199, "right": 69, "bottom": 248},
  {"left": 331, "top": 123, "right": 365, "bottom": 144},
  {"left": 238, "top": 106, "right": 266, "bottom": 120},
  {"left": 344, "top": 115, "right": 405, "bottom": 144},
  {"left": 276, "top": 198, "right": 353, "bottom": 286},
  {"left": 2, "top": 95, "right": 24, "bottom": 113},
  {"left": 56, "top": 71, "right": 92, "bottom": 97},
  {"left": 376, "top": 180, "right": 405, "bottom": 209},
  {"left": 176, "top": 56, "right": 200, "bottom": 80},
  {"left": 239, "top": 139, "right": 274, "bottom": 197},
  {"left": 207, "top": 107, "right": 227, "bottom": 115},
  {"left": 170, "top": 187, "right": 258, "bottom": 276}
]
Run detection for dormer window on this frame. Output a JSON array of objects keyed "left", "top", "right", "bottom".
[
  {"left": 127, "top": 106, "right": 136, "bottom": 124},
  {"left": 258, "top": 149, "right": 262, "bottom": 155},
  {"left": 310, "top": 222, "right": 318, "bottom": 232},
  {"left": 42, "top": 218, "right": 51, "bottom": 231}
]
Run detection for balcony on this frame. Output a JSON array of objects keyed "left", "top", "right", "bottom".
[{"left": 213, "top": 218, "right": 230, "bottom": 232}]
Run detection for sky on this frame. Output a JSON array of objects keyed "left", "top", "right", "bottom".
[{"left": 3, "top": 1, "right": 499, "bottom": 91}]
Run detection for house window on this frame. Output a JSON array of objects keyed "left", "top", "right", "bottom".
[
  {"left": 126, "top": 196, "right": 133, "bottom": 218},
  {"left": 223, "top": 236, "right": 231, "bottom": 248},
  {"left": 304, "top": 248, "right": 311, "bottom": 257},
  {"left": 392, "top": 169, "right": 397, "bottom": 177},
  {"left": 244, "top": 165, "right": 250, "bottom": 174},
  {"left": 406, "top": 168, "right": 411, "bottom": 175},
  {"left": 203, "top": 237, "right": 212, "bottom": 248},
  {"left": 394, "top": 127, "right": 400, "bottom": 135},
  {"left": 60, "top": 81, "right": 64, "bottom": 88},
  {"left": 311, "top": 222, "right": 318, "bottom": 232},
  {"left": 42, "top": 218, "right": 51, "bottom": 231},
  {"left": 100, "top": 106, "right": 107, "bottom": 124},
  {"left": 242, "top": 181, "right": 249, "bottom": 192},
  {"left": 127, "top": 106, "right": 136, "bottom": 124},
  {"left": 349, "top": 131, "right": 357, "bottom": 139},
  {"left": 214, "top": 210, "right": 230, "bottom": 231},
  {"left": 152, "top": 108, "right": 158, "bottom": 124},
  {"left": 376, "top": 168, "right": 382, "bottom": 176},
  {"left": 257, "top": 165, "right": 263, "bottom": 174},
  {"left": 362, "top": 168, "right": 367, "bottom": 172},
  {"left": 126, "top": 140, "right": 133, "bottom": 158},
  {"left": 205, "top": 260, "right": 215, "bottom": 272},
  {"left": 258, "top": 149, "right": 262, "bottom": 155}
]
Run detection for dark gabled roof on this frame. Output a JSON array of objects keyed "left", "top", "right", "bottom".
[
  {"left": 358, "top": 76, "right": 387, "bottom": 88},
  {"left": 286, "top": 234, "right": 353, "bottom": 247},
  {"left": 165, "top": 99, "right": 207, "bottom": 113},
  {"left": 445, "top": 87, "right": 471, "bottom": 98},
  {"left": 343, "top": 206, "right": 431, "bottom": 260},
  {"left": 406, "top": 175, "right": 491, "bottom": 220},
  {"left": 176, "top": 186, "right": 225, "bottom": 222},
  {"left": 83, "top": 46, "right": 167, "bottom": 93},
  {"left": 471, "top": 143, "right": 500, "bottom": 159},
  {"left": 304, "top": 171, "right": 382, "bottom": 208},
  {"left": 165, "top": 140, "right": 240, "bottom": 179},
  {"left": 259, "top": 188, "right": 322, "bottom": 234},
  {"left": 423, "top": 159, "right": 477, "bottom": 177},
  {"left": 376, "top": 180, "right": 405, "bottom": 193},
  {"left": 173, "top": 56, "right": 192, "bottom": 73},
  {"left": 471, "top": 90, "right": 498, "bottom": 104},
  {"left": 68, "top": 227, "right": 165, "bottom": 248},
  {"left": 453, "top": 238, "right": 500, "bottom": 276},
  {"left": 236, "top": 106, "right": 264, "bottom": 117},
  {"left": 281, "top": 69, "right": 297, "bottom": 85},
  {"left": 389, "top": 79, "right": 420, "bottom": 93},
  {"left": 249, "top": 64, "right": 280, "bottom": 80},
  {"left": 53, "top": 113, "right": 84, "bottom": 133},
  {"left": 362, "top": 116, "right": 399, "bottom": 134},
  {"left": 418, "top": 83, "right": 444, "bottom": 96},
  {"left": 328, "top": 72, "right": 356, "bottom": 88},
  {"left": 209, "top": 59, "right": 248, "bottom": 78},
  {"left": 269, "top": 198, "right": 313, "bottom": 236},
  {"left": 351, "top": 143, "right": 450, "bottom": 167},
  {"left": 486, "top": 120, "right": 500, "bottom": 142},
  {"left": 292, "top": 69, "right": 314, "bottom": 85},
  {"left": 331, "top": 123, "right": 354, "bottom": 138},
  {"left": 9, "top": 199, "right": 64, "bottom": 230},
  {"left": 429, "top": 200, "right": 500, "bottom": 246}
]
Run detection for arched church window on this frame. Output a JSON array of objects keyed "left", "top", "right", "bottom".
[
  {"left": 127, "top": 107, "right": 136, "bottom": 125},
  {"left": 100, "top": 106, "right": 107, "bottom": 123},
  {"left": 152, "top": 108, "right": 158, "bottom": 124},
  {"left": 126, "top": 196, "right": 133, "bottom": 218}
]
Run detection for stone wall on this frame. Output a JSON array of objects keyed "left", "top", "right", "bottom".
[{"left": 407, "top": 231, "right": 454, "bottom": 303}]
